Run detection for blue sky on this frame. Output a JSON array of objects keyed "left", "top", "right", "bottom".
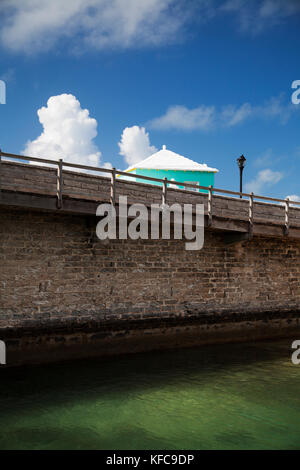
[{"left": 0, "top": 0, "right": 300, "bottom": 199}]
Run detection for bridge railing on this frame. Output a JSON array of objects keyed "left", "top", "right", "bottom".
[{"left": 0, "top": 150, "right": 299, "bottom": 235}]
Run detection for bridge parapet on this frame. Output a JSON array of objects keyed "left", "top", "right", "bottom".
[{"left": 1, "top": 152, "right": 300, "bottom": 240}]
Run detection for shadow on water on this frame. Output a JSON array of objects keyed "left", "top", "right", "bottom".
[
  {"left": 0, "top": 339, "right": 292, "bottom": 398},
  {"left": 0, "top": 339, "right": 294, "bottom": 414},
  {"left": 0, "top": 426, "right": 172, "bottom": 450},
  {"left": 0, "top": 338, "right": 299, "bottom": 450}
]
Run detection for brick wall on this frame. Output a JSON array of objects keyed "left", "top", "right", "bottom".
[{"left": 1, "top": 206, "right": 300, "bottom": 332}]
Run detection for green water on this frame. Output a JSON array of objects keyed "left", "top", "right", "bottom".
[{"left": 0, "top": 339, "right": 300, "bottom": 450}]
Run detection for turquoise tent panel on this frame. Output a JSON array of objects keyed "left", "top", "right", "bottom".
[{"left": 131, "top": 168, "right": 215, "bottom": 193}]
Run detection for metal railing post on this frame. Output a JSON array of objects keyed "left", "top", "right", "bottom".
[
  {"left": 162, "top": 177, "right": 167, "bottom": 205},
  {"left": 285, "top": 198, "right": 290, "bottom": 236},
  {"left": 208, "top": 185, "right": 213, "bottom": 227},
  {"left": 110, "top": 167, "right": 116, "bottom": 206},
  {"left": 57, "top": 159, "right": 63, "bottom": 209}
]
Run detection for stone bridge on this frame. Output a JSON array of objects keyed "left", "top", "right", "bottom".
[{"left": 0, "top": 152, "right": 300, "bottom": 365}]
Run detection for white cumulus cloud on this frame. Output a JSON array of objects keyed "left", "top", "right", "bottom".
[
  {"left": 148, "top": 94, "right": 298, "bottom": 132},
  {"left": 0, "top": 0, "right": 189, "bottom": 54},
  {"left": 245, "top": 168, "right": 283, "bottom": 194},
  {"left": 118, "top": 126, "right": 157, "bottom": 167},
  {"left": 222, "top": 0, "right": 300, "bottom": 34},
  {"left": 1, "top": 1, "right": 300, "bottom": 54},
  {"left": 23, "top": 94, "right": 108, "bottom": 168},
  {"left": 149, "top": 105, "right": 216, "bottom": 131},
  {"left": 221, "top": 103, "right": 252, "bottom": 127}
]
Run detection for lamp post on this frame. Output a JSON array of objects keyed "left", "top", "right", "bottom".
[{"left": 237, "top": 155, "right": 246, "bottom": 198}]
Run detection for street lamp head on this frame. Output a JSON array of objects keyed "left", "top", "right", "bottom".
[{"left": 237, "top": 154, "right": 246, "bottom": 169}]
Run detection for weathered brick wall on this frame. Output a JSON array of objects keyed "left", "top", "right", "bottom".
[{"left": 1, "top": 206, "right": 300, "bottom": 335}]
